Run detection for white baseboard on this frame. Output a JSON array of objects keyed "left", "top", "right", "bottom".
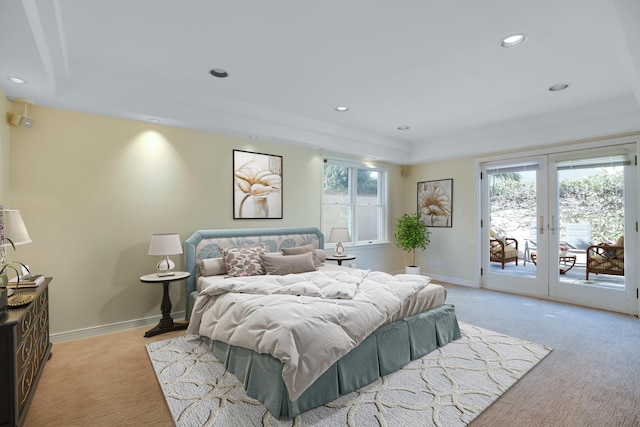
[
  {"left": 389, "top": 269, "right": 480, "bottom": 288},
  {"left": 50, "top": 311, "right": 186, "bottom": 343},
  {"left": 426, "top": 273, "right": 480, "bottom": 288}
]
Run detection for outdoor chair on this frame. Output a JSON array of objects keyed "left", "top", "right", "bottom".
[
  {"left": 566, "top": 223, "right": 592, "bottom": 250},
  {"left": 524, "top": 225, "right": 537, "bottom": 266},
  {"left": 490, "top": 230, "right": 519, "bottom": 269},
  {"left": 586, "top": 235, "right": 624, "bottom": 280}
]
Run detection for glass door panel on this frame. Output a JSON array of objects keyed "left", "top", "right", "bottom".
[
  {"left": 549, "top": 147, "right": 635, "bottom": 312},
  {"left": 482, "top": 156, "right": 549, "bottom": 297}
]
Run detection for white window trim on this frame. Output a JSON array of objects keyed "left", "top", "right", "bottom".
[{"left": 322, "top": 157, "right": 389, "bottom": 249}]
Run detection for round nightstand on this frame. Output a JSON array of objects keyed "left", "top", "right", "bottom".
[
  {"left": 325, "top": 254, "right": 356, "bottom": 266},
  {"left": 140, "top": 271, "right": 190, "bottom": 337}
]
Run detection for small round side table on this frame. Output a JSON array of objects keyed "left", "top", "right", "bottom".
[
  {"left": 325, "top": 254, "right": 356, "bottom": 266},
  {"left": 140, "top": 271, "right": 190, "bottom": 337}
]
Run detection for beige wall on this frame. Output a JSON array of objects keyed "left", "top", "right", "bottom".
[
  {"left": 7, "top": 104, "right": 332, "bottom": 336},
  {"left": 0, "top": 91, "right": 10, "bottom": 200},
  {"left": 401, "top": 158, "right": 479, "bottom": 286}
]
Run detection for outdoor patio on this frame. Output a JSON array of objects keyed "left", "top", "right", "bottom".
[{"left": 489, "top": 253, "right": 625, "bottom": 288}]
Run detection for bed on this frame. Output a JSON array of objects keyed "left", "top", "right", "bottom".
[{"left": 184, "top": 227, "right": 461, "bottom": 419}]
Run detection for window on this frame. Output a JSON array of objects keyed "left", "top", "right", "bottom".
[{"left": 322, "top": 158, "right": 388, "bottom": 247}]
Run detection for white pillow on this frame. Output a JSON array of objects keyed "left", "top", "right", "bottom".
[{"left": 199, "top": 258, "right": 227, "bottom": 276}]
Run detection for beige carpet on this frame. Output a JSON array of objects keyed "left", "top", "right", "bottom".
[
  {"left": 147, "top": 322, "right": 551, "bottom": 426},
  {"left": 23, "top": 326, "right": 185, "bottom": 427}
]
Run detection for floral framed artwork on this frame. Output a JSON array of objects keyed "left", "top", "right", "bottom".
[
  {"left": 417, "top": 179, "right": 453, "bottom": 227},
  {"left": 233, "top": 149, "right": 283, "bottom": 219}
]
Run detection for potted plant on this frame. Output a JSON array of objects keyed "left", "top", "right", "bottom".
[{"left": 394, "top": 213, "right": 431, "bottom": 274}]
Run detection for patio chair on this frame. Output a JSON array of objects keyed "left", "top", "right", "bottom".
[
  {"left": 586, "top": 235, "right": 624, "bottom": 280},
  {"left": 565, "top": 223, "right": 592, "bottom": 250},
  {"left": 524, "top": 225, "right": 537, "bottom": 266},
  {"left": 490, "top": 230, "right": 519, "bottom": 269}
]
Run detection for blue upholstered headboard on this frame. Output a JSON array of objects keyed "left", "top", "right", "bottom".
[{"left": 184, "top": 227, "right": 324, "bottom": 320}]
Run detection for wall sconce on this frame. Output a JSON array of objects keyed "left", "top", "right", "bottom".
[{"left": 9, "top": 98, "right": 35, "bottom": 129}]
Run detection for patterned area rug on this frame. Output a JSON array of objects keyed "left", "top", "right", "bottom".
[{"left": 146, "top": 322, "right": 551, "bottom": 426}]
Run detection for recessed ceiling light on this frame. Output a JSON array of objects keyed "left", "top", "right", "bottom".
[
  {"left": 499, "top": 34, "right": 527, "bottom": 48},
  {"left": 549, "top": 83, "right": 570, "bottom": 92},
  {"left": 335, "top": 106, "right": 349, "bottom": 112},
  {"left": 397, "top": 126, "right": 410, "bottom": 131},
  {"left": 209, "top": 68, "right": 229, "bottom": 78},
  {"left": 7, "top": 76, "right": 27, "bottom": 84}
]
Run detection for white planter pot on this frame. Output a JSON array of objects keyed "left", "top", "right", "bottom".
[{"left": 405, "top": 266, "right": 421, "bottom": 275}]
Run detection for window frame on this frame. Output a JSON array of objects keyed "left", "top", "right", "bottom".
[{"left": 322, "top": 157, "right": 389, "bottom": 249}]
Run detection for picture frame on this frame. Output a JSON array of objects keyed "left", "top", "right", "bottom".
[
  {"left": 417, "top": 179, "right": 453, "bottom": 228},
  {"left": 233, "top": 149, "right": 283, "bottom": 219}
]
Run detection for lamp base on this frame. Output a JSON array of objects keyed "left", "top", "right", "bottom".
[{"left": 156, "top": 256, "right": 175, "bottom": 273}]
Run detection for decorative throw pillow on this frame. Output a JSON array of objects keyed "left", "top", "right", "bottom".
[
  {"left": 199, "top": 258, "right": 227, "bottom": 276},
  {"left": 602, "top": 245, "right": 617, "bottom": 260},
  {"left": 222, "top": 246, "right": 266, "bottom": 277},
  {"left": 281, "top": 244, "right": 324, "bottom": 267},
  {"left": 260, "top": 251, "right": 317, "bottom": 275}
]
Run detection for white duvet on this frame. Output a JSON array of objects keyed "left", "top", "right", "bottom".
[{"left": 187, "top": 269, "right": 432, "bottom": 400}]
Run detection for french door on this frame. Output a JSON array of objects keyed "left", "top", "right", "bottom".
[{"left": 481, "top": 143, "right": 637, "bottom": 314}]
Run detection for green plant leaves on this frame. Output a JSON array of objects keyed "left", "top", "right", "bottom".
[{"left": 394, "top": 213, "right": 431, "bottom": 265}]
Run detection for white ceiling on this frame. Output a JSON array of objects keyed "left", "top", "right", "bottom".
[{"left": 1, "top": 0, "right": 640, "bottom": 164}]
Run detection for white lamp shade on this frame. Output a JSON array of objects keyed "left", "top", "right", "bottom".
[
  {"left": 0, "top": 209, "right": 32, "bottom": 247},
  {"left": 148, "top": 233, "right": 183, "bottom": 256},
  {"left": 328, "top": 227, "right": 350, "bottom": 243}
]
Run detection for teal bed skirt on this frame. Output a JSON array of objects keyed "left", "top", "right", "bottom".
[{"left": 202, "top": 303, "right": 461, "bottom": 419}]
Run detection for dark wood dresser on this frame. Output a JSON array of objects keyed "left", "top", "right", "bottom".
[{"left": 0, "top": 278, "right": 51, "bottom": 427}]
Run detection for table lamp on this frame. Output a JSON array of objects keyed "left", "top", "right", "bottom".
[
  {"left": 148, "top": 233, "right": 182, "bottom": 276},
  {"left": 328, "top": 227, "right": 350, "bottom": 256},
  {"left": 1, "top": 208, "right": 32, "bottom": 248},
  {"left": 1, "top": 208, "right": 33, "bottom": 307}
]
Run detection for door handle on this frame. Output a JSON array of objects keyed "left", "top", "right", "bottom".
[
  {"left": 539, "top": 216, "right": 544, "bottom": 235},
  {"left": 550, "top": 215, "right": 556, "bottom": 235}
]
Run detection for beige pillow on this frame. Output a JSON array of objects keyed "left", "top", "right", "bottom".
[
  {"left": 313, "top": 249, "right": 327, "bottom": 264},
  {"left": 281, "top": 244, "right": 315, "bottom": 255},
  {"left": 199, "top": 258, "right": 227, "bottom": 276},
  {"left": 281, "top": 244, "right": 324, "bottom": 267},
  {"left": 260, "top": 251, "right": 317, "bottom": 275}
]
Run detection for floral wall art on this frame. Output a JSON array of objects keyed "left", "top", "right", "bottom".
[
  {"left": 233, "top": 149, "right": 283, "bottom": 219},
  {"left": 417, "top": 179, "right": 453, "bottom": 227}
]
